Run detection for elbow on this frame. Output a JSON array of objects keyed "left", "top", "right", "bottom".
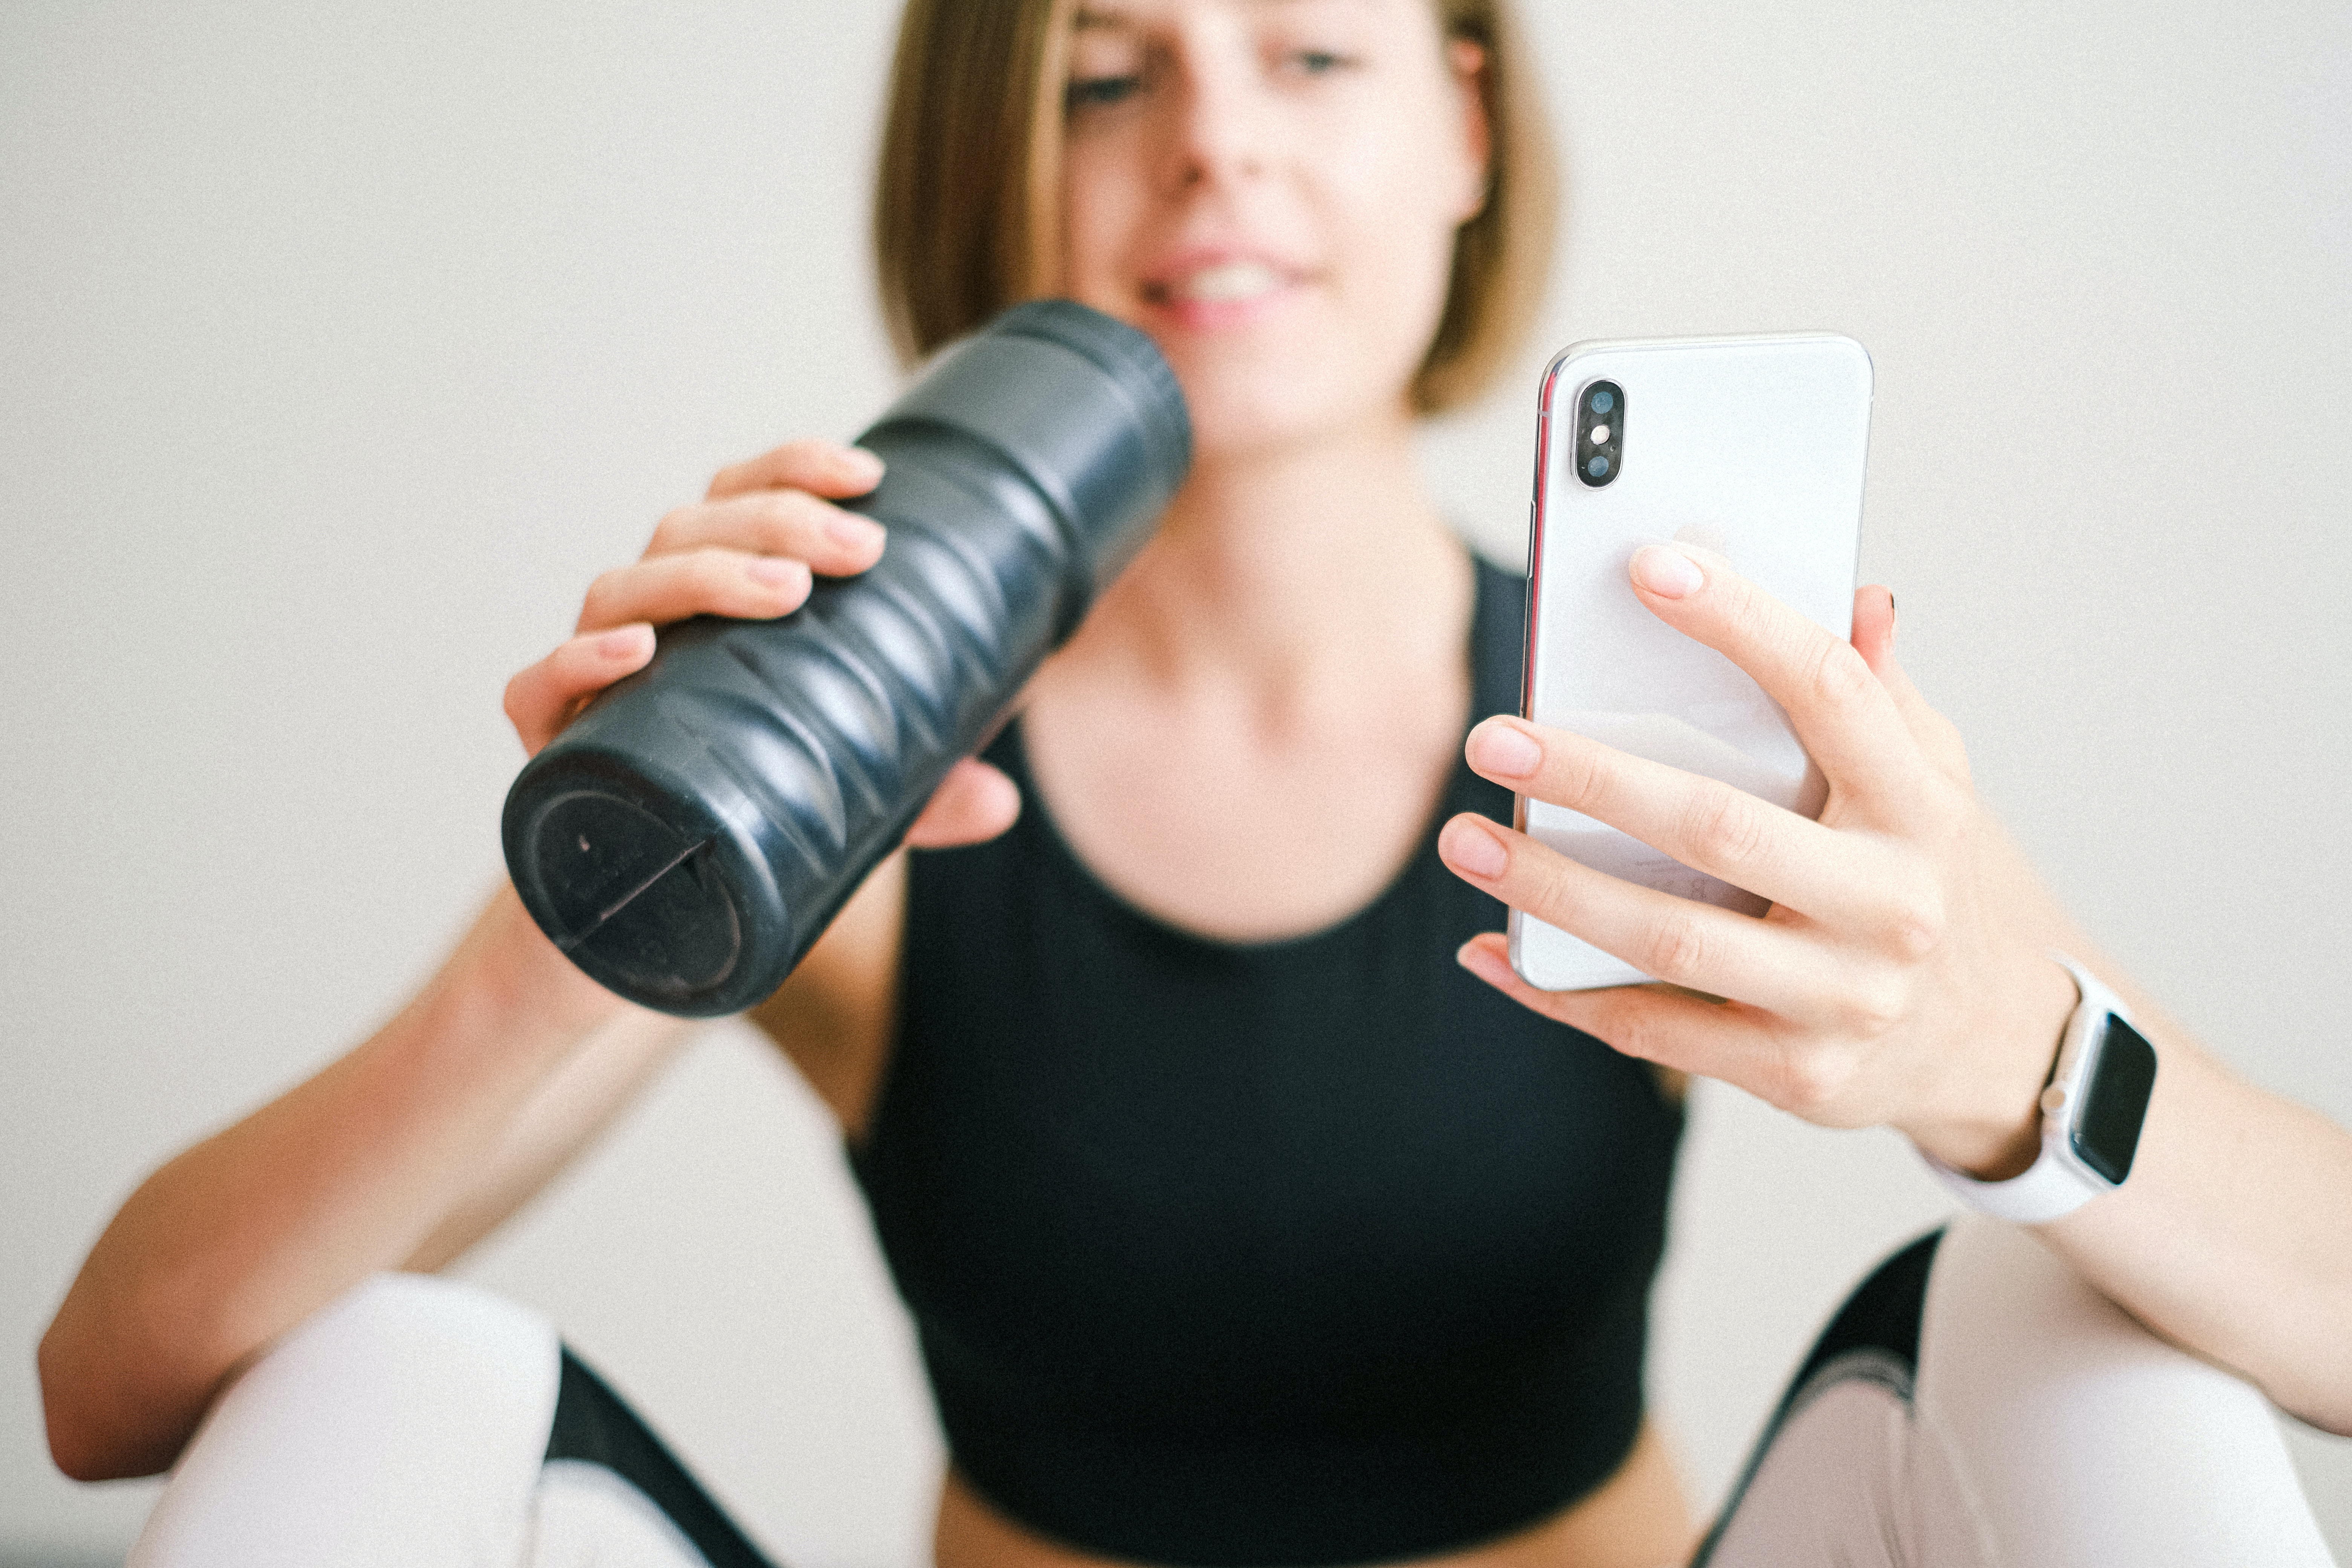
[
  {"left": 2268, "top": 1348, "right": 2352, "bottom": 1439},
  {"left": 2250, "top": 1280, "right": 2352, "bottom": 1438},
  {"left": 37, "top": 1302, "right": 191, "bottom": 1482},
  {"left": 37, "top": 1322, "right": 122, "bottom": 1483},
  {"left": 2270, "top": 1382, "right": 2352, "bottom": 1441}
]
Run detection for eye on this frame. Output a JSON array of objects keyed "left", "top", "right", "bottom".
[
  {"left": 1066, "top": 73, "right": 1144, "bottom": 110},
  {"left": 1291, "top": 49, "right": 1349, "bottom": 74}
]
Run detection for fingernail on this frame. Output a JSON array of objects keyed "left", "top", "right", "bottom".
[
  {"left": 825, "top": 511, "right": 884, "bottom": 551},
  {"left": 1468, "top": 720, "right": 1542, "bottom": 779},
  {"left": 1630, "top": 544, "right": 1704, "bottom": 599},
  {"left": 845, "top": 447, "right": 885, "bottom": 485},
  {"left": 1438, "top": 816, "right": 1509, "bottom": 879},
  {"left": 747, "top": 556, "right": 805, "bottom": 587},
  {"left": 596, "top": 625, "right": 651, "bottom": 658}
]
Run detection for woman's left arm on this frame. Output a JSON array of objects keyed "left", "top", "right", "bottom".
[{"left": 1436, "top": 542, "right": 2352, "bottom": 1434}]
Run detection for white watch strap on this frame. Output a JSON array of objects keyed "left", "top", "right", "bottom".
[
  {"left": 1925, "top": 1134, "right": 2104, "bottom": 1223},
  {"left": 1921, "top": 954, "right": 2130, "bottom": 1223}
]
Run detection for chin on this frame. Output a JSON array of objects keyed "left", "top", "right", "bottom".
[{"left": 1158, "top": 333, "right": 1413, "bottom": 464}]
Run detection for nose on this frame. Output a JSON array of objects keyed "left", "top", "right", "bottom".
[{"left": 1160, "top": 33, "right": 1273, "bottom": 193}]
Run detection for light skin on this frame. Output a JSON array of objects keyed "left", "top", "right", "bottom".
[
  {"left": 1435, "top": 540, "right": 2352, "bottom": 1435},
  {"left": 36, "top": 1, "right": 2352, "bottom": 1565}
]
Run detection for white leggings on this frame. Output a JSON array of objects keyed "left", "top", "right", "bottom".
[{"left": 131, "top": 1217, "right": 2334, "bottom": 1568}]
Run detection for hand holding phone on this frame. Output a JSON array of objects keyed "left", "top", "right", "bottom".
[
  {"left": 1510, "top": 335, "right": 1872, "bottom": 991},
  {"left": 1436, "top": 340, "right": 2119, "bottom": 1187}
]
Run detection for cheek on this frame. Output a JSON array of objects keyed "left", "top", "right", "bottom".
[
  {"left": 1059, "top": 141, "right": 1148, "bottom": 310},
  {"left": 1316, "top": 117, "right": 1473, "bottom": 373}
]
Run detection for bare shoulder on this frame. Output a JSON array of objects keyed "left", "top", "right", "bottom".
[{"left": 746, "top": 850, "right": 907, "bottom": 1140}]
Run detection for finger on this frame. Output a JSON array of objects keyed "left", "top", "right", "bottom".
[
  {"left": 706, "top": 439, "right": 885, "bottom": 501},
  {"left": 647, "top": 490, "right": 885, "bottom": 577},
  {"left": 1850, "top": 583, "right": 1971, "bottom": 781},
  {"left": 1463, "top": 715, "right": 1911, "bottom": 926},
  {"left": 575, "top": 547, "right": 812, "bottom": 633},
  {"left": 904, "top": 758, "right": 1021, "bottom": 848},
  {"left": 1436, "top": 812, "right": 1842, "bottom": 1017},
  {"left": 1627, "top": 543, "right": 1928, "bottom": 814},
  {"left": 1456, "top": 931, "right": 1758, "bottom": 1072},
  {"left": 504, "top": 624, "right": 654, "bottom": 756},
  {"left": 1449, "top": 940, "right": 1816, "bottom": 1109},
  {"left": 1851, "top": 583, "right": 1896, "bottom": 668}
]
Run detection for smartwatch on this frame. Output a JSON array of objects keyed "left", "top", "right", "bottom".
[{"left": 1923, "top": 953, "right": 2159, "bottom": 1223}]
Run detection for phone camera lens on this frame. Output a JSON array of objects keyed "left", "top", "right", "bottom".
[{"left": 1571, "top": 378, "right": 1622, "bottom": 487}]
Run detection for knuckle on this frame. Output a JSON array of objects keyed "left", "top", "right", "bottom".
[
  {"left": 766, "top": 488, "right": 825, "bottom": 541},
  {"left": 704, "top": 459, "right": 751, "bottom": 499},
  {"left": 579, "top": 568, "right": 629, "bottom": 623},
  {"left": 691, "top": 547, "right": 746, "bottom": 593},
  {"left": 1720, "top": 579, "right": 1773, "bottom": 641},
  {"left": 1642, "top": 907, "right": 1712, "bottom": 985},
  {"left": 1838, "top": 973, "right": 1910, "bottom": 1036},
  {"left": 501, "top": 672, "right": 530, "bottom": 724},
  {"left": 1776, "top": 1047, "right": 1854, "bottom": 1117},
  {"left": 1883, "top": 887, "right": 1946, "bottom": 962},
  {"left": 1684, "top": 787, "right": 1771, "bottom": 870},
  {"left": 1515, "top": 837, "right": 1571, "bottom": 915},
  {"left": 736, "top": 493, "right": 793, "bottom": 550},
  {"left": 1553, "top": 742, "right": 1612, "bottom": 812},
  {"left": 1598, "top": 1006, "right": 1664, "bottom": 1063},
  {"left": 1805, "top": 639, "right": 1877, "bottom": 711}
]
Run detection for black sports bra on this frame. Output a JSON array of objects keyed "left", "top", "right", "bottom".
[{"left": 850, "top": 559, "right": 1684, "bottom": 1566}]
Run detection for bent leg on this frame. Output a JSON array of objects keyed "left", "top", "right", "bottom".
[
  {"left": 130, "top": 1273, "right": 772, "bottom": 1568},
  {"left": 1701, "top": 1215, "right": 2335, "bottom": 1568},
  {"left": 1923, "top": 1215, "right": 2333, "bottom": 1568},
  {"left": 132, "top": 1273, "right": 562, "bottom": 1568}
]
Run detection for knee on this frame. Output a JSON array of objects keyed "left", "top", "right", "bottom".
[
  {"left": 131, "top": 1276, "right": 564, "bottom": 1568},
  {"left": 278, "top": 1271, "right": 553, "bottom": 1373},
  {"left": 227, "top": 1271, "right": 560, "bottom": 1433}
]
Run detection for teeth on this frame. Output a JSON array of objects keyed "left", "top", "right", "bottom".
[{"left": 1171, "top": 261, "right": 1283, "bottom": 303}]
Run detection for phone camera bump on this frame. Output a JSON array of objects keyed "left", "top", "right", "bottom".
[{"left": 1576, "top": 380, "right": 1623, "bottom": 488}]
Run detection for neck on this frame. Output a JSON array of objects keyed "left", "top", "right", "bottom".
[{"left": 1077, "top": 408, "right": 1473, "bottom": 703}]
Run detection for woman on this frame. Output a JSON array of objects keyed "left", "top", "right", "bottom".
[{"left": 40, "top": 2, "right": 2352, "bottom": 1565}]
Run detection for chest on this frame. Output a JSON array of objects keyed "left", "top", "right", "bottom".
[
  {"left": 862, "top": 789, "right": 1685, "bottom": 1415},
  {"left": 1018, "top": 672, "right": 1467, "bottom": 945}
]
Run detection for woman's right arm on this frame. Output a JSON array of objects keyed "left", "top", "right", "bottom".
[
  {"left": 38, "top": 437, "right": 1011, "bottom": 1481},
  {"left": 37, "top": 888, "right": 675, "bottom": 1481}
]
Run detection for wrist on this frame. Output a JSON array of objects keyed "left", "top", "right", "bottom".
[
  {"left": 451, "top": 883, "right": 641, "bottom": 1044},
  {"left": 1904, "top": 952, "right": 2078, "bottom": 1179}
]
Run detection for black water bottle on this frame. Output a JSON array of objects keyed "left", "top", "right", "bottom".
[{"left": 503, "top": 300, "right": 1190, "bottom": 1016}]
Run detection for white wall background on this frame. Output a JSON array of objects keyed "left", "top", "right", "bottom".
[{"left": 3, "top": 2, "right": 2347, "bottom": 1563}]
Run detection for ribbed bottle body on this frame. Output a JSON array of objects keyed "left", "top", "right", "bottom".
[{"left": 502, "top": 302, "right": 1188, "bottom": 1015}]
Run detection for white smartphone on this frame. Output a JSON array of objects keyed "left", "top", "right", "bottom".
[{"left": 1508, "top": 334, "right": 1873, "bottom": 991}]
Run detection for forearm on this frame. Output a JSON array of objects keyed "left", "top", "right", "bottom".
[
  {"left": 1895, "top": 836, "right": 2352, "bottom": 1429},
  {"left": 38, "top": 884, "right": 632, "bottom": 1480},
  {"left": 1437, "top": 557, "right": 2352, "bottom": 1433},
  {"left": 2039, "top": 1031, "right": 2352, "bottom": 1433}
]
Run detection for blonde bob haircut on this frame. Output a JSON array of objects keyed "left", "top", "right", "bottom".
[{"left": 873, "top": 0, "right": 1557, "bottom": 415}]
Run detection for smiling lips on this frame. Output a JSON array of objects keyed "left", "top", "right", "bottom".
[
  {"left": 1162, "top": 260, "right": 1286, "bottom": 302},
  {"left": 1142, "top": 257, "right": 1305, "bottom": 323}
]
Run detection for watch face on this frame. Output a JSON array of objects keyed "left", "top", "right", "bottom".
[{"left": 2070, "top": 1014, "right": 2158, "bottom": 1185}]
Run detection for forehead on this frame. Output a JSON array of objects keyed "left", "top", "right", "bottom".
[{"left": 1073, "top": 0, "right": 1389, "bottom": 29}]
